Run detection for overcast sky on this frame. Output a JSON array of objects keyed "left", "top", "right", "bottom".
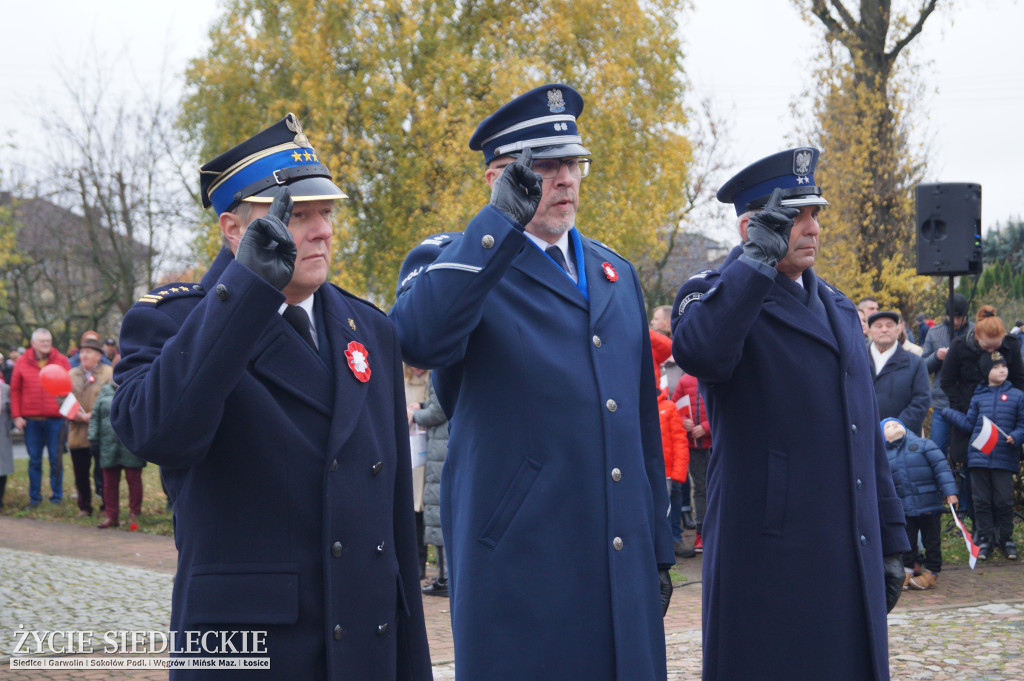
[{"left": 2, "top": 0, "right": 1021, "bottom": 241}]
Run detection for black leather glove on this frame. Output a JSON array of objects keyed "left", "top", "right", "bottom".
[
  {"left": 235, "top": 187, "right": 296, "bottom": 290},
  {"left": 658, "top": 569, "right": 673, "bottom": 616},
  {"left": 883, "top": 553, "right": 904, "bottom": 613},
  {"left": 489, "top": 147, "right": 543, "bottom": 228},
  {"left": 742, "top": 187, "right": 800, "bottom": 268}
]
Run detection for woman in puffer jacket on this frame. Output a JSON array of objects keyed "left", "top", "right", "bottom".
[{"left": 882, "top": 418, "right": 958, "bottom": 590}]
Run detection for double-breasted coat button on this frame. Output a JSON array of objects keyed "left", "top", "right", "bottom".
[
  {"left": 481, "top": 235, "right": 495, "bottom": 249},
  {"left": 333, "top": 625, "right": 344, "bottom": 640},
  {"left": 330, "top": 459, "right": 338, "bottom": 472},
  {"left": 376, "top": 542, "right": 385, "bottom": 554},
  {"left": 331, "top": 541, "right": 343, "bottom": 557},
  {"left": 611, "top": 468, "right": 622, "bottom": 482},
  {"left": 377, "top": 623, "right": 389, "bottom": 636},
  {"left": 851, "top": 424, "right": 859, "bottom": 434},
  {"left": 606, "top": 399, "right": 617, "bottom": 412},
  {"left": 613, "top": 537, "right": 623, "bottom": 550},
  {"left": 856, "top": 478, "right": 863, "bottom": 489},
  {"left": 371, "top": 461, "right": 383, "bottom": 475},
  {"left": 216, "top": 284, "right": 228, "bottom": 300},
  {"left": 593, "top": 335, "right": 602, "bottom": 347},
  {"left": 860, "top": 535, "right": 867, "bottom": 545}
]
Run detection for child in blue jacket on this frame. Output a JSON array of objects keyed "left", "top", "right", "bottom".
[
  {"left": 943, "top": 351, "right": 1024, "bottom": 560},
  {"left": 882, "top": 418, "right": 958, "bottom": 589}
]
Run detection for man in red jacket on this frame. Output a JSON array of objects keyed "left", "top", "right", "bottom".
[{"left": 11, "top": 328, "right": 70, "bottom": 507}]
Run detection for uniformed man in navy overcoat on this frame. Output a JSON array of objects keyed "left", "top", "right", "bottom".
[
  {"left": 110, "top": 114, "right": 431, "bottom": 680},
  {"left": 389, "top": 85, "right": 675, "bottom": 680},
  {"left": 671, "top": 148, "right": 911, "bottom": 681}
]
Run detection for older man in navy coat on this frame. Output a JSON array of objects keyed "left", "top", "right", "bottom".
[
  {"left": 671, "top": 148, "right": 910, "bottom": 681},
  {"left": 111, "top": 115, "right": 431, "bottom": 680},
  {"left": 390, "top": 84, "right": 674, "bottom": 680}
]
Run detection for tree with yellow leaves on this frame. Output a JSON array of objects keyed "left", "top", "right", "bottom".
[
  {"left": 793, "top": 0, "right": 941, "bottom": 316},
  {"left": 180, "top": 0, "right": 691, "bottom": 306}
]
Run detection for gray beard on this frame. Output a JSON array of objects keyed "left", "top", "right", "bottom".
[{"left": 528, "top": 219, "right": 572, "bottom": 239}]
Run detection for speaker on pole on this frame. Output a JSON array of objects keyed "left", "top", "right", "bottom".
[{"left": 916, "top": 183, "right": 982, "bottom": 276}]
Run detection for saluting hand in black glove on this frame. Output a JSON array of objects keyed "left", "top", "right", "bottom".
[
  {"left": 235, "top": 187, "right": 296, "bottom": 291},
  {"left": 742, "top": 187, "right": 800, "bottom": 268},
  {"left": 489, "top": 147, "right": 543, "bottom": 228}
]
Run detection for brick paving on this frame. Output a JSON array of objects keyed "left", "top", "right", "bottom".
[{"left": 1, "top": 517, "right": 1021, "bottom": 679}]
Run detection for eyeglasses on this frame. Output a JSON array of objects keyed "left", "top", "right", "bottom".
[{"left": 493, "top": 157, "right": 592, "bottom": 180}]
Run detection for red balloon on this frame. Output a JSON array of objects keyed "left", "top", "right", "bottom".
[{"left": 39, "top": 364, "right": 72, "bottom": 396}]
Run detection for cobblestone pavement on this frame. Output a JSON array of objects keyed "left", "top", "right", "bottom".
[{"left": 1, "top": 517, "right": 1022, "bottom": 680}]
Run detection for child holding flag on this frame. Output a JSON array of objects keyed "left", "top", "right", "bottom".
[
  {"left": 943, "top": 351, "right": 1024, "bottom": 560},
  {"left": 881, "top": 418, "right": 958, "bottom": 589}
]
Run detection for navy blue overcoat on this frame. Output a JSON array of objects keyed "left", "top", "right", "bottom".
[
  {"left": 390, "top": 205, "right": 674, "bottom": 681},
  {"left": 672, "top": 247, "right": 909, "bottom": 681},
  {"left": 111, "top": 249, "right": 431, "bottom": 681}
]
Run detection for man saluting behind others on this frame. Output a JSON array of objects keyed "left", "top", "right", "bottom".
[
  {"left": 111, "top": 114, "right": 430, "bottom": 680},
  {"left": 390, "top": 84, "right": 674, "bottom": 681},
  {"left": 671, "top": 148, "right": 910, "bottom": 681}
]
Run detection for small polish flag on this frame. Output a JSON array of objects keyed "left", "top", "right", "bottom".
[
  {"left": 59, "top": 394, "right": 81, "bottom": 419},
  {"left": 675, "top": 394, "right": 692, "bottom": 421},
  {"left": 972, "top": 416, "right": 1001, "bottom": 455},
  {"left": 950, "top": 503, "right": 981, "bottom": 569}
]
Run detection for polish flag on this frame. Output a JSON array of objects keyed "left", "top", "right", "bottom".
[
  {"left": 950, "top": 503, "right": 981, "bottom": 569},
  {"left": 59, "top": 394, "right": 81, "bottom": 419},
  {"left": 972, "top": 416, "right": 1001, "bottom": 455},
  {"left": 675, "top": 394, "right": 692, "bottom": 421}
]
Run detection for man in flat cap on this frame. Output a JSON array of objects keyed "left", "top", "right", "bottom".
[
  {"left": 671, "top": 148, "right": 909, "bottom": 681},
  {"left": 110, "top": 114, "right": 430, "bottom": 680},
  {"left": 390, "top": 84, "right": 674, "bottom": 680}
]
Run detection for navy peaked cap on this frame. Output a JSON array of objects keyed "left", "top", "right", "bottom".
[
  {"left": 199, "top": 113, "right": 347, "bottom": 215},
  {"left": 469, "top": 84, "right": 591, "bottom": 164},
  {"left": 717, "top": 147, "right": 829, "bottom": 216}
]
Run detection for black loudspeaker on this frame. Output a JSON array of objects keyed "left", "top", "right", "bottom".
[{"left": 916, "top": 182, "right": 983, "bottom": 276}]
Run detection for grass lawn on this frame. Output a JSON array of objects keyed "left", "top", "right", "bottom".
[{"left": 1, "top": 452, "right": 174, "bottom": 536}]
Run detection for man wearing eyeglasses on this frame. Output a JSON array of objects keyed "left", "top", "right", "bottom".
[{"left": 390, "top": 84, "right": 674, "bottom": 681}]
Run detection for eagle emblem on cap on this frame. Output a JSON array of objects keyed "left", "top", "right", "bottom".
[
  {"left": 793, "top": 149, "right": 812, "bottom": 176},
  {"left": 285, "top": 112, "right": 311, "bottom": 148},
  {"left": 547, "top": 89, "right": 566, "bottom": 113}
]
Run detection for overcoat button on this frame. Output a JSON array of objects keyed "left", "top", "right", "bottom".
[
  {"left": 613, "top": 537, "right": 623, "bottom": 550},
  {"left": 856, "top": 478, "right": 863, "bottom": 489},
  {"left": 330, "top": 459, "right": 338, "bottom": 472},
  {"left": 606, "top": 399, "right": 617, "bottom": 412},
  {"left": 332, "top": 541, "right": 343, "bottom": 557},
  {"left": 372, "top": 461, "right": 383, "bottom": 475},
  {"left": 860, "top": 535, "right": 867, "bottom": 545},
  {"left": 377, "top": 623, "right": 389, "bottom": 636},
  {"left": 482, "top": 235, "right": 495, "bottom": 249},
  {"left": 611, "top": 468, "right": 622, "bottom": 482},
  {"left": 376, "top": 542, "right": 385, "bottom": 554},
  {"left": 593, "top": 335, "right": 602, "bottom": 348},
  {"left": 216, "top": 284, "right": 228, "bottom": 300},
  {"left": 333, "top": 625, "right": 344, "bottom": 640},
  {"left": 851, "top": 424, "right": 859, "bottom": 434}
]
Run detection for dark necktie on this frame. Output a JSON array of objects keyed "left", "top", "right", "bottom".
[
  {"left": 545, "top": 245, "right": 569, "bottom": 273},
  {"left": 283, "top": 305, "right": 316, "bottom": 349}
]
